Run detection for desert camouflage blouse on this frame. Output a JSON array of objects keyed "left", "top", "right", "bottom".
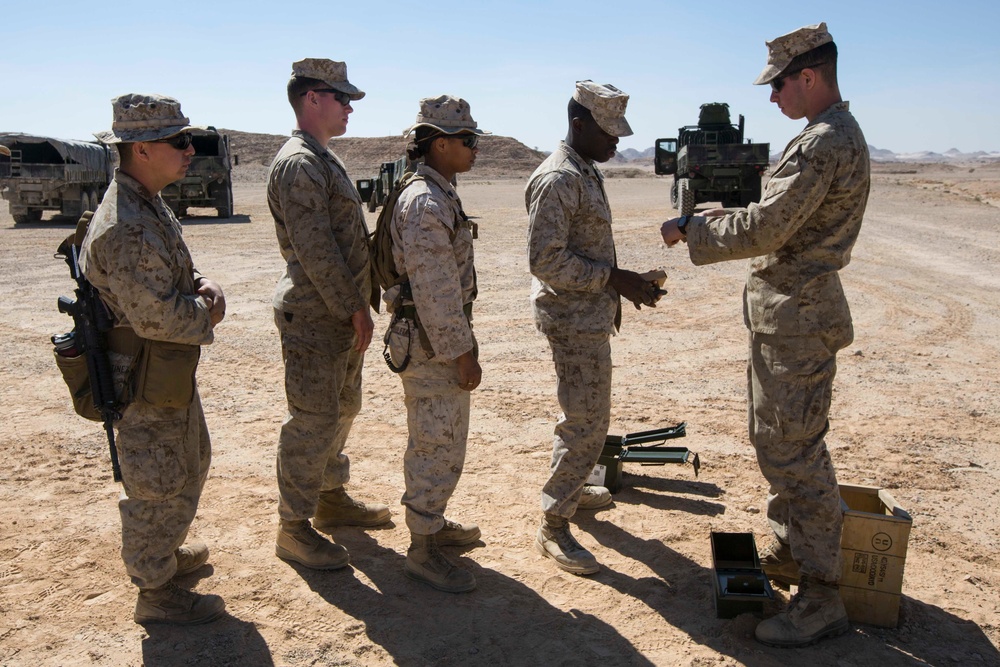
[
  {"left": 391, "top": 163, "right": 476, "bottom": 361},
  {"left": 267, "top": 130, "right": 371, "bottom": 324},
  {"left": 687, "top": 102, "right": 870, "bottom": 335},
  {"left": 80, "top": 170, "right": 213, "bottom": 345},
  {"left": 525, "top": 141, "right": 618, "bottom": 336}
]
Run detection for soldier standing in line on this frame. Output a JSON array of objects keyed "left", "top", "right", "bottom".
[
  {"left": 383, "top": 96, "right": 487, "bottom": 593},
  {"left": 268, "top": 58, "right": 390, "bottom": 571},
  {"left": 661, "top": 23, "right": 869, "bottom": 647},
  {"left": 526, "top": 81, "right": 664, "bottom": 575},
  {"left": 81, "top": 94, "right": 227, "bottom": 625}
]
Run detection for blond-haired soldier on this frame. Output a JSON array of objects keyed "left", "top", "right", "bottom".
[{"left": 268, "top": 58, "right": 390, "bottom": 571}]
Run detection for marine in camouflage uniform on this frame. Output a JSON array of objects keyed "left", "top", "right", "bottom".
[
  {"left": 81, "top": 94, "right": 226, "bottom": 625},
  {"left": 268, "top": 59, "right": 389, "bottom": 571},
  {"left": 662, "top": 23, "right": 869, "bottom": 647},
  {"left": 527, "top": 82, "right": 664, "bottom": 575},
  {"left": 383, "top": 95, "right": 488, "bottom": 593}
]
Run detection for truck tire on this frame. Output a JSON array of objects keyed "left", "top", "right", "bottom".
[
  {"left": 13, "top": 210, "right": 42, "bottom": 225},
  {"left": 678, "top": 178, "right": 695, "bottom": 216},
  {"left": 80, "top": 192, "right": 90, "bottom": 216},
  {"left": 217, "top": 187, "right": 233, "bottom": 218},
  {"left": 90, "top": 190, "right": 101, "bottom": 213},
  {"left": 368, "top": 194, "right": 378, "bottom": 213},
  {"left": 670, "top": 181, "right": 679, "bottom": 208}
]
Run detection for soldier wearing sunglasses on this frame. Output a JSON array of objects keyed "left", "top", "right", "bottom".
[
  {"left": 267, "top": 58, "right": 391, "bottom": 572},
  {"left": 661, "top": 23, "right": 870, "bottom": 648},
  {"left": 80, "top": 93, "right": 228, "bottom": 625},
  {"left": 382, "top": 95, "right": 488, "bottom": 593}
]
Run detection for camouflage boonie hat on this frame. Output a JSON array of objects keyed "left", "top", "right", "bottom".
[
  {"left": 402, "top": 95, "right": 490, "bottom": 136},
  {"left": 573, "top": 81, "right": 633, "bottom": 138},
  {"left": 292, "top": 58, "right": 365, "bottom": 100},
  {"left": 754, "top": 22, "right": 833, "bottom": 85},
  {"left": 95, "top": 94, "right": 199, "bottom": 144}
]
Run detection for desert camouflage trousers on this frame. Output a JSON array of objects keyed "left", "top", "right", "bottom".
[
  {"left": 117, "top": 390, "right": 211, "bottom": 590},
  {"left": 387, "top": 319, "right": 471, "bottom": 535},
  {"left": 275, "top": 309, "right": 363, "bottom": 522},
  {"left": 541, "top": 333, "right": 612, "bottom": 518},
  {"left": 748, "top": 328, "right": 853, "bottom": 583}
]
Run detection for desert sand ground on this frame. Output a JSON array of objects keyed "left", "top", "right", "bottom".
[{"left": 1, "top": 162, "right": 998, "bottom": 666}]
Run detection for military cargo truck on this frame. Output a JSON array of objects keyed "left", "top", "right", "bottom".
[
  {"left": 0, "top": 133, "right": 112, "bottom": 224},
  {"left": 654, "top": 103, "right": 769, "bottom": 216},
  {"left": 356, "top": 155, "right": 412, "bottom": 212},
  {"left": 160, "top": 127, "right": 237, "bottom": 218}
]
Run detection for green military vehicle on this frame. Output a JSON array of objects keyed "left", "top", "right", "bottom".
[
  {"left": 654, "top": 103, "right": 769, "bottom": 216},
  {"left": 0, "top": 133, "right": 112, "bottom": 224},
  {"left": 160, "top": 127, "right": 237, "bottom": 218},
  {"left": 356, "top": 155, "right": 412, "bottom": 212}
]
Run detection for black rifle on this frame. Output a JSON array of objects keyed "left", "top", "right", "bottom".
[{"left": 56, "top": 233, "right": 122, "bottom": 482}]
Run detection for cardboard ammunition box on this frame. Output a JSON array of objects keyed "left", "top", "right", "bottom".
[
  {"left": 710, "top": 532, "right": 774, "bottom": 618},
  {"left": 839, "top": 484, "right": 912, "bottom": 628}
]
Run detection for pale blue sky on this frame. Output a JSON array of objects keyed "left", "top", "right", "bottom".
[{"left": 4, "top": 0, "right": 998, "bottom": 154}]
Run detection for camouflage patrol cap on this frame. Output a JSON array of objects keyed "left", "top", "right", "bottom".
[
  {"left": 95, "top": 93, "right": 199, "bottom": 144},
  {"left": 0, "top": 145, "right": 9, "bottom": 157},
  {"left": 573, "top": 81, "right": 633, "bottom": 138},
  {"left": 291, "top": 58, "right": 365, "bottom": 100},
  {"left": 754, "top": 22, "right": 833, "bottom": 85},
  {"left": 402, "top": 95, "right": 491, "bottom": 137}
]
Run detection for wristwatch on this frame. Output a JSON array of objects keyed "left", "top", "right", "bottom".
[{"left": 677, "top": 215, "right": 690, "bottom": 236}]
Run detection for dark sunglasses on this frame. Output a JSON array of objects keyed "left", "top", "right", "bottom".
[
  {"left": 771, "top": 62, "right": 827, "bottom": 92},
  {"left": 156, "top": 133, "right": 193, "bottom": 150},
  {"left": 302, "top": 88, "right": 352, "bottom": 106},
  {"left": 454, "top": 134, "right": 479, "bottom": 149}
]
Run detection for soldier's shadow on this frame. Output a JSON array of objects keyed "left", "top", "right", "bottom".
[
  {"left": 611, "top": 471, "right": 726, "bottom": 515},
  {"left": 292, "top": 530, "right": 656, "bottom": 666},
  {"left": 140, "top": 612, "right": 275, "bottom": 667},
  {"left": 576, "top": 515, "right": 1000, "bottom": 665}
]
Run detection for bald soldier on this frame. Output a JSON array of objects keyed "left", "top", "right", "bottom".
[
  {"left": 268, "top": 58, "right": 390, "bottom": 571},
  {"left": 662, "top": 23, "right": 869, "bottom": 647},
  {"left": 81, "top": 94, "right": 227, "bottom": 625},
  {"left": 527, "top": 81, "right": 664, "bottom": 575}
]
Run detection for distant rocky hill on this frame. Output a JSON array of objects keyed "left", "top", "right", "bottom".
[
  {"left": 612, "top": 141, "right": 1000, "bottom": 165},
  {"left": 224, "top": 130, "right": 547, "bottom": 181}
]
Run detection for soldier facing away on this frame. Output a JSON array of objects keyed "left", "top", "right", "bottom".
[
  {"left": 661, "top": 22, "right": 870, "bottom": 647},
  {"left": 526, "top": 81, "right": 665, "bottom": 575},
  {"left": 382, "top": 95, "right": 487, "bottom": 593},
  {"left": 268, "top": 58, "right": 390, "bottom": 571},
  {"left": 81, "top": 94, "right": 227, "bottom": 625}
]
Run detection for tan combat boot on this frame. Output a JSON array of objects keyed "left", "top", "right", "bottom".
[
  {"left": 134, "top": 581, "right": 225, "bottom": 625},
  {"left": 755, "top": 577, "right": 850, "bottom": 648},
  {"left": 276, "top": 519, "right": 351, "bottom": 570},
  {"left": 535, "top": 514, "right": 599, "bottom": 575},
  {"left": 174, "top": 542, "right": 209, "bottom": 576},
  {"left": 436, "top": 519, "right": 481, "bottom": 546},
  {"left": 313, "top": 487, "right": 391, "bottom": 529},
  {"left": 576, "top": 485, "right": 612, "bottom": 510},
  {"left": 405, "top": 532, "right": 476, "bottom": 593},
  {"left": 759, "top": 539, "right": 801, "bottom": 587}
]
